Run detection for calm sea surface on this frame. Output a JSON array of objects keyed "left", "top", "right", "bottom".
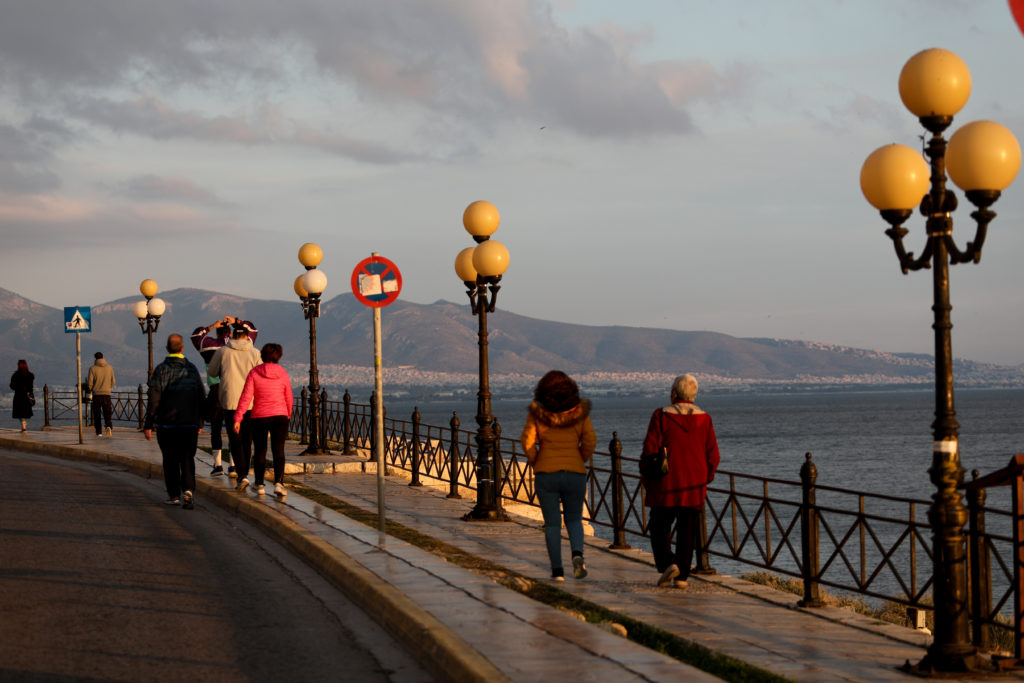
[{"left": 389, "top": 388, "right": 1024, "bottom": 501}]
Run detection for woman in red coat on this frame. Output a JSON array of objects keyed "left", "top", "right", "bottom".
[{"left": 641, "top": 374, "right": 720, "bottom": 588}]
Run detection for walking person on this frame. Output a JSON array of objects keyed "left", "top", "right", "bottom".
[
  {"left": 191, "top": 316, "right": 257, "bottom": 477},
  {"left": 144, "top": 334, "right": 206, "bottom": 509},
  {"left": 9, "top": 359, "right": 34, "bottom": 432},
  {"left": 233, "top": 343, "right": 293, "bottom": 499},
  {"left": 208, "top": 323, "right": 262, "bottom": 493},
  {"left": 86, "top": 352, "right": 115, "bottom": 436},
  {"left": 641, "top": 374, "right": 720, "bottom": 589},
  {"left": 520, "top": 370, "right": 597, "bottom": 581}
]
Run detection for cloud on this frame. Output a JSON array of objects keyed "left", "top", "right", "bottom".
[
  {"left": 112, "top": 175, "right": 230, "bottom": 208},
  {"left": 0, "top": 119, "right": 68, "bottom": 194},
  {"left": 0, "top": 1, "right": 746, "bottom": 142},
  {"left": 0, "top": 194, "right": 235, "bottom": 249}
]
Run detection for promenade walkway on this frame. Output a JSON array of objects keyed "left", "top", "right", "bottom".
[{"left": 0, "top": 426, "right": 1008, "bottom": 682}]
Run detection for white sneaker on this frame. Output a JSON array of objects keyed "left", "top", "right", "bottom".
[
  {"left": 255, "top": 484, "right": 266, "bottom": 496},
  {"left": 236, "top": 479, "right": 249, "bottom": 493},
  {"left": 274, "top": 482, "right": 287, "bottom": 499},
  {"left": 104, "top": 427, "right": 112, "bottom": 437}
]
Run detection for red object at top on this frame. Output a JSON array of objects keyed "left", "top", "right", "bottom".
[{"left": 1011, "top": 0, "right": 1024, "bottom": 36}]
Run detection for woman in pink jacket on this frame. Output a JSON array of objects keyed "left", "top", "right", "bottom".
[{"left": 234, "top": 343, "right": 293, "bottom": 498}]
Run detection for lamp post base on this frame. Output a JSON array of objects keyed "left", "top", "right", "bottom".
[
  {"left": 462, "top": 504, "right": 509, "bottom": 522},
  {"left": 902, "top": 650, "right": 993, "bottom": 676},
  {"left": 300, "top": 447, "right": 330, "bottom": 457}
]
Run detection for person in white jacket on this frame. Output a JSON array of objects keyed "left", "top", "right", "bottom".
[{"left": 208, "top": 324, "right": 262, "bottom": 491}]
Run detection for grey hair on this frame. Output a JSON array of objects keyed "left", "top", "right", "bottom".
[{"left": 671, "top": 374, "right": 699, "bottom": 402}]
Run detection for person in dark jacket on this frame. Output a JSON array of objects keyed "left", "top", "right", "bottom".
[
  {"left": 641, "top": 374, "right": 720, "bottom": 589},
  {"left": 144, "top": 334, "right": 205, "bottom": 509},
  {"left": 10, "top": 359, "right": 34, "bottom": 431}
]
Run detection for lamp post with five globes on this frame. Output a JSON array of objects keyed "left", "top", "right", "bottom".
[
  {"left": 860, "top": 48, "right": 1021, "bottom": 673},
  {"left": 132, "top": 279, "right": 165, "bottom": 384}
]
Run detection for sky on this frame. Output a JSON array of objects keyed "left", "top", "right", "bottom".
[{"left": 4, "top": 1, "right": 1024, "bottom": 366}]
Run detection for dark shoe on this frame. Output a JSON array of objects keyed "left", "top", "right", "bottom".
[
  {"left": 657, "top": 564, "right": 680, "bottom": 587},
  {"left": 210, "top": 466, "right": 224, "bottom": 476},
  {"left": 228, "top": 466, "right": 238, "bottom": 479},
  {"left": 572, "top": 555, "right": 587, "bottom": 579},
  {"left": 182, "top": 491, "right": 194, "bottom": 510},
  {"left": 551, "top": 567, "right": 565, "bottom": 582}
]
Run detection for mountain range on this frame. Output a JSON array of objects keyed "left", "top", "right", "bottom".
[{"left": 1, "top": 286, "right": 1021, "bottom": 392}]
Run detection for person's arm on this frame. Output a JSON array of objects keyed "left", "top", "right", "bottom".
[
  {"left": 143, "top": 367, "right": 163, "bottom": 437},
  {"left": 705, "top": 417, "right": 721, "bottom": 482},
  {"left": 284, "top": 379, "right": 294, "bottom": 419},
  {"left": 520, "top": 414, "right": 539, "bottom": 466},
  {"left": 234, "top": 371, "right": 257, "bottom": 426},
  {"left": 86, "top": 367, "right": 95, "bottom": 392},
  {"left": 580, "top": 416, "right": 597, "bottom": 463},
  {"left": 640, "top": 410, "right": 663, "bottom": 457},
  {"left": 207, "top": 347, "right": 224, "bottom": 378}
]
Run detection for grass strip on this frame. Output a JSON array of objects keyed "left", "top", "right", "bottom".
[{"left": 288, "top": 480, "right": 791, "bottom": 683}]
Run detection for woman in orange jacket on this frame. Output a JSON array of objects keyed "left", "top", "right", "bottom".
[{"left": 520, "top": 370, "right": 597, "bottom": 581}]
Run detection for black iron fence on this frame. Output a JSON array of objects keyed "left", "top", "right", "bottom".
[{"left": 40, "top": 385, "right": 1022, "bottom": 653}]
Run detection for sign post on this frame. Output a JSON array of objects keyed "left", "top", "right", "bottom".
[
  {"left": 351, "top": 253, "right": 403, "bottom": 532},
  {"left": 64, "top": 307, "right": 92, "bottom": 444}
]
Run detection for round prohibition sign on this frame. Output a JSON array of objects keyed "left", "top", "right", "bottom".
[{"left": 351, "top": 254, "right": 403, "bottom": 308}]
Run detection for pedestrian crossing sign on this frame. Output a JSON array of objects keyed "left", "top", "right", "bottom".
[{"left": 64, "top": 306, "right": 92, "bottom": 333}]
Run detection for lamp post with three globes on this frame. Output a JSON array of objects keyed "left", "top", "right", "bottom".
[
  {"left": 295, "top": 243, "right": 329, "bottom": 455},
  {"left": 454, "top": 201, "right": 511, "bottom": 521},
  {"left": 860, "top": 47, "right": 1021, "bottom": 673},
  {"left": 133, "top": 279, "right": 165, "bottom": 384}
]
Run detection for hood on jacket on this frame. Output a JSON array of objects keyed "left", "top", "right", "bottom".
[
  {"left": 227, "top": 338, "right": 254, "bottom": 351},
  {"left": 527, "top": 398, "right": 591, "bottom": 428},
  {"left": 93, "top": 358, "right": 109, "bottom": 367},
  {"left": 253, "top": 363, "right": 289, "bottom": 380}
]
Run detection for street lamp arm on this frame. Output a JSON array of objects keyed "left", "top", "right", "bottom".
[{"left": 884, "top": 225, "right": 932, "bottom": 274}]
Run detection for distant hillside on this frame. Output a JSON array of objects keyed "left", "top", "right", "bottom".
[{"left": 0, "top": 286, "right": 1020, "bottom": 390}]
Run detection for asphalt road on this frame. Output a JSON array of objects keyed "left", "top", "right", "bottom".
[{"left": 0, "top": 449, "right": 430, "bottom": 682}]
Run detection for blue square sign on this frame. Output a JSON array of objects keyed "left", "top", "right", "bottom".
[{"left": 64, "top": 306, "right": 91, "bottom": 333}]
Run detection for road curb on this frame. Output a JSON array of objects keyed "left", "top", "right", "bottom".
[{"left": 1, "top": 436, "right": 511, "bottom": 683}]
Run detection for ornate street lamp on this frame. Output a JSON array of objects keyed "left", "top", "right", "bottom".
[
  {"left": 860, "top": 48, "right": 1021, "bottom": 674},
  {"left": 454, "top": 200, "right": 511, "bottom": 521},
  {"left": 296, "top": 243, "right": 329, "bottom": 455},
  {"left": 133, "top": 278, "right": 166, "bottom": 383}
]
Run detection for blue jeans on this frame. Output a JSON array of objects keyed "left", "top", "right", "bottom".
[{"left": 535, "top": 471, "right": 587, "bottom": 570}]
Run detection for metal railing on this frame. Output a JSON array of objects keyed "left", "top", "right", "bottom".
[{"left": 41, "top": 386, "right": 1022, "bottom": 652}]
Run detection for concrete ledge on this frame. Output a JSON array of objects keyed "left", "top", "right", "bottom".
[{"left": 1, "top": 435, "right": 511, "bottom": 683}]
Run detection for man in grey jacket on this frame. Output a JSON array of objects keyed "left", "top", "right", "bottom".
[
  {"left": 208, "top": 324, "right": 262, "bottom": 492},
  {"left": 86, "top": 351, "right": 115, "bottom": 436}
]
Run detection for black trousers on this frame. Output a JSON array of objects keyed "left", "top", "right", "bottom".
[
  {"left": 156, "top": 426, "right": 198, "bottom": 498},
  {"left": 251, "top": 415, "right": 289, "bottom": 485},
  {"left": 92, "top": 395, "right": 112, "bottom": 433},
  {"left": 205, "top": 390, "right": 224, "bottom": 451},
  {"left": 649, "top": 506, "right": 702, "bottom": 578},
  {"left": 228, "top": 411, "right": 253, "bottom": 479}
]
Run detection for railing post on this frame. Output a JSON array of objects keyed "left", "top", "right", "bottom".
[
  {"left": 966, "top": 469, "right": 991, "bottom": 652},
  {"left": 137, "top": 384, "right": 145, "bottom": 431},
  {"left": 608, "top": 432, "right": 631, "bottom": 550},
  {"left": 299, "top": 388, "right": 308, "bottom": 445},
  {"left": 447, "top": 412, "right": 462, "bottom": 499},
  {"left": 493, "top": 418, "right": 505, "bottom": 512},
  {"left": 695, "top": 503, "right": 716, "bottom": 574},
  {"left": 798, "top": 452, "right": 824, "bottom": 607},
  {"left": 1012, "top": 466, "right": 1024, "bottom": 661},
  {"left": 410, "top": 407, "right": 422, "bottom": 487},
  {"left": 342, "top": 389, "right": 356, "bottom": 455},
  {"left": 43, "top": 384, "right": 51, "bottom": 428},
  {"left": 319, "top": 389, "right": 329, "bottom": 452}
]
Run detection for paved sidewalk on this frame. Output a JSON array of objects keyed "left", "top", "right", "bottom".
[{"left": 0, "top": 426, "right": 1008, "bottom": 682}]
